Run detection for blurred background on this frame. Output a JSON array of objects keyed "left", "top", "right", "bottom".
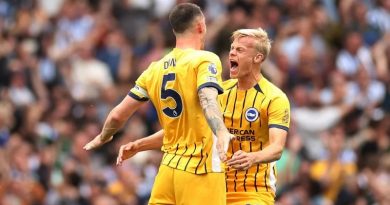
[{"left": 0, "top": 0, "right": 389, "bottom": 204}]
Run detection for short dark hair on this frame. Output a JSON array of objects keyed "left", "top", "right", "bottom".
[{"left": 169, "top": 3, "right": 203, "bottom": 34}]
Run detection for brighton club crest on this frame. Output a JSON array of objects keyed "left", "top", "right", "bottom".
[{"left": 245, "top": 107, "right": 259, "bottom": 122}]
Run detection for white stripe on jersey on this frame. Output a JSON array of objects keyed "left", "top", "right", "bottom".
[{"left": 269, "top": 161, "right": 277, "bottom": 193}]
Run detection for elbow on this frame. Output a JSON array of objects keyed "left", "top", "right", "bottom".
[
  {"left": 274, "top": 146, "right": 284, "bottom": 160},
  {"left": 275, "top": 153, "right": 283, "bottom": 161},
  {"left": 109, "top": 109, "right": 126, "bottom": 123}
]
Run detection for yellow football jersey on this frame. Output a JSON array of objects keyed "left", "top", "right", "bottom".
[
  {"left": 219, "top": 77, "right": 290, "bottom": 197},
  {"left": 129, "top": 48, "right": 224, "bottom": 174}
]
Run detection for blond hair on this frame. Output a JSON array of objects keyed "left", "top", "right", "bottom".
[{"left": 232, "top": 28, "right": 272, "bottom": 59}]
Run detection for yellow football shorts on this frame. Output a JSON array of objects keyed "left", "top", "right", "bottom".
[
  {"left": 149, "top": 165, "right": 226, "bottom": 205},
  {"left": 227, "top": 192, "right": 275, "bottom": 205}
]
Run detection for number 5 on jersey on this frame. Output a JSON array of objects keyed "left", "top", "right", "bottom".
[{"left": 161, "top": 73, "right": 183, "bottom": 118}]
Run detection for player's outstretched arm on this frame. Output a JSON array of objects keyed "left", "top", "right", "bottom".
[
  {"left": 198, "top": 87, "right": 233, "bottom": 162},
  {"left": 116, "top": 130, "right": 164, "bottom": 166},
  {"left": 227, "top": 128, "right": 287, "bottom": 170},
  {"left": 83, "top": 95, "right": 146, "bottom": 150}
]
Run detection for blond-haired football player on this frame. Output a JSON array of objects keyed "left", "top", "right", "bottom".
[
  {"left": 223, "top": 28, "right": 290, "bottom": 205},
  {"left": 83, "top": 3, "right": 233, "bottom": 205}
]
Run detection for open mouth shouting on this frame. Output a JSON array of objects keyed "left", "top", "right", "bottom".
[{"left": 230, "top": 59, "right": 239, "bottom": 76}]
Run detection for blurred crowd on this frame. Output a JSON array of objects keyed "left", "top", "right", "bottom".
[{"left": 0, "top": 0, "right": 389, "bottom": 205}]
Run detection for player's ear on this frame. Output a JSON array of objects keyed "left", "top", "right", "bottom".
[
  {"left": 195, "top": 21, "right": 204, "bottom": 34},
  {"left": 195, "top": 16, "right": 206, "bottom": 34},
  {"left": 253, "top": 53, "right": 264, "bottom": 63}
]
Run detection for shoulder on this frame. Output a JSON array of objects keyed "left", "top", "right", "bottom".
[
  {"left": 262, "top": 78, "right": 288, "bottom": 101},
  {"left": 142, "top": 61, "right": 158, "bottom": 73},
  {"left": 192, "top": 50, "right": 221, "bottom": 63},
  {"left": 188, "top": 50, "right": 222, "bottom": 71}
]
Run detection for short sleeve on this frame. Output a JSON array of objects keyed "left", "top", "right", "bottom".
[
  {"left": 268, "top": 94, "right": 290, "bottom": 132},
  {"left": 196, "top": 54, "right": 224, "bottom": 94},
  {"left": 128, "top": 68, "right": 150, "bottom": 101}
]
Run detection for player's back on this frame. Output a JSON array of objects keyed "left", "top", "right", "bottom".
[{"left": 130, "top": 48, "right": 224, "bottom": 174}]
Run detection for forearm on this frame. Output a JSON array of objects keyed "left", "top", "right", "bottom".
[
  {"left": 253, "top": 143, "right": 284, "bottom": 164},
  {"left": 100, "top": 106, "right": 136, "bottom": 141},
  {"left": 100, "top": 111, "right": 127, "bottom": 141},
  {"left": 198, "top": 87, "right": 228, "bottom": 136},
  {"left": 136, "top": 130, "right": 164, "bottom": 151}
]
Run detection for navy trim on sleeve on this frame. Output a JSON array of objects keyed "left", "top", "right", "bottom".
[
  {"left": 198, "top": 82, "right": 224, "bottom": 94},
  {"left": 269, "top": 124, "right": 289, "bottom": 132},
  {"left": 128, "top": 92, "right": 149, "bottom": 102}
]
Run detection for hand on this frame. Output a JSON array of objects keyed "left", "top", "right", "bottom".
[
  {"left": 216, "top": 132, "right": 234, "bottom": 162},
  {"left": 226, "top": 150, "right": 256, "bottom": 171},
  {"left": 83, "top": 134, "right": 113, "bottom": 150},
  {"left": 116, "top": 141, "right": 140, "bottom": 166}
]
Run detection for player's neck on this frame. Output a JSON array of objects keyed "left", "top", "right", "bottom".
[
  {"left": 175, "top": 35, "right": 203, "bottom": 50},
  {"left": 237, "top": 72, "right": 262, "bottom": 90}
]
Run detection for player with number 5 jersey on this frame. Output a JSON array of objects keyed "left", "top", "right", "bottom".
[{"left": 129, "top": 47, "right": 224, "bottom": 174}]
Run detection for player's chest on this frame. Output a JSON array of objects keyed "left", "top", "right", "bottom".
[{"left": 221, "top": 90, "right": 271, "bottom": 128}]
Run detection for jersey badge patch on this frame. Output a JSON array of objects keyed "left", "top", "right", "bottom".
[
  {"left": 245, "top": 107, "right": 259, "bottom": 122},
  {"left": 208, "top": 63, "right": 217, "bottom": 74}
]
